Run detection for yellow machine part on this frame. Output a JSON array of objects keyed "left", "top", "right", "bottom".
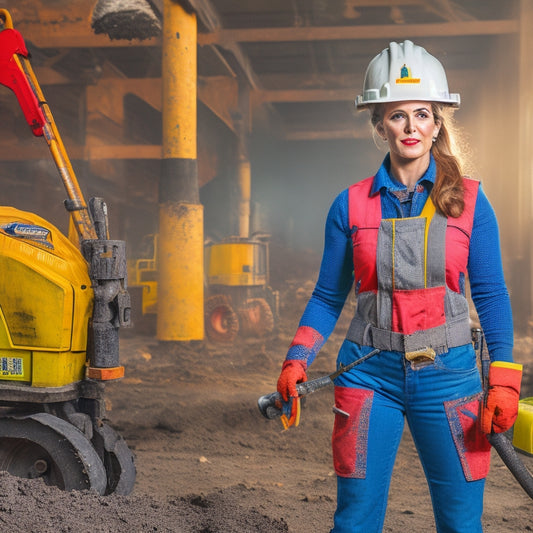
[
  {"left": 0, "top": 207, "right": 93, "bottom": 387},
  {"left": 127, "top": 256, "right": 158, "bottom": 315},
  {"left": 206, "top": 241, "right": 267, "bottom": 287},
  {"left": 139, "top": 281, "right": 157, "bottom": 315},
  {"left": 513, "top": 397, "right": 533, "bottom": 455}
]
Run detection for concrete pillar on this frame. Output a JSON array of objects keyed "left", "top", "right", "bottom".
[{"left": 157, "top": 0, "right": 203, "bottom": 341}]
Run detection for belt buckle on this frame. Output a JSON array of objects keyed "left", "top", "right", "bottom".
[{"left": 405, "top": 347, "right": 436, "bottom": 368}]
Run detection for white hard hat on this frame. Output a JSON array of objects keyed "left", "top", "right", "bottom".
[{"left": 355, "top": 40, "right": 460, "bottom": 109}]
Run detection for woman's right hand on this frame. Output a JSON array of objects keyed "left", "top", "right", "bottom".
[
  {"left": 277, "top": 359, "right": 307, "bottom": 428},
  {"left": 277, "top": 359, "right": 307, "bottom": 400}
]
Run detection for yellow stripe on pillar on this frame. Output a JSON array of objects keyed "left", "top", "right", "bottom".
[{"left": 157, "top": 203, "right": 204, "bottom": 340}]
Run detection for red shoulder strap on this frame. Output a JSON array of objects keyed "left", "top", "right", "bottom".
[
  {"left": 348, "top": 176, "right": 381, "bottom": 229},
  {"left": 349, "top": 177, "right": 380, "bottom": 293},
  {"left": 449, "top": 178, "right": 479, "bottom": 235}
]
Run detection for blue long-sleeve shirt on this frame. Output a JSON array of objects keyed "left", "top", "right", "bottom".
[{"left": 287, "top": 154, "right": 514, "bottom": 364}]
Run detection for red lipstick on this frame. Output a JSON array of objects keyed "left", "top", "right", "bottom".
[{"left": 401, "top": 138, "right": 420, "bottom": 146}]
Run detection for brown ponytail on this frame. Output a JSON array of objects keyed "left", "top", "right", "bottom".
[{"left": 430, "top": 104, "right": 464, "bottom": 218}]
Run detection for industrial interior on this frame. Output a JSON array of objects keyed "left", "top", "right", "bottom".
[
  {"left": 0, "top": 1, "right": 532, "bottom": 530},
  {"left": 0, "top": 0, "right": 532, "bottom": 336}
]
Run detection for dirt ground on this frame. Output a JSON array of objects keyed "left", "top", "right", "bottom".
[{"left": 1, "top": 260, "right": 533, "bottom": 532}]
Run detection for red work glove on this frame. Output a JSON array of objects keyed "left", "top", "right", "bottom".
[
  {"left": 481, "top": 361, "right": 523, "bottom": 434},
  {"left": 277, "top": 359, "right": 307, "bottom": 429}
]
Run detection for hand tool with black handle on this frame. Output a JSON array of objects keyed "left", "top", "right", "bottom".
[{"left": 258, "top": 348, "right": 380, "bottom": 420}]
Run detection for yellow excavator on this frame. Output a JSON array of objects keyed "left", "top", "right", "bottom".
[{"left": 0, "top": 10, "right": 135, "bottom": 494}]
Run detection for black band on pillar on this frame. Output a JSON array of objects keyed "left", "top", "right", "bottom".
[{"left": 160, "top": 158, "right": 199, "bottom": 204}]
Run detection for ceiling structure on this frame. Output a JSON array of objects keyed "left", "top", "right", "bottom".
[
  {"left": 0, "top": 0, "right": 525, "bottom": 225},
  {"left": 0, "top": 0, "right": 524, "bottom": 250},
  {"left": 0, "top": 0, "right": 520, "bottom": 147},
  {"left": 193, "top": 0, "right": 518, "bottom": 140}
]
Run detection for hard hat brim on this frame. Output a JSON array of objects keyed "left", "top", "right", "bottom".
[{"left": 355, "top": 94, "right": 461, "bottom": 110}]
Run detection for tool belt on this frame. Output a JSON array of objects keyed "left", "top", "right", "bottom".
[{"left": 346, "top": 315, "right": 472, "bottom": 358}]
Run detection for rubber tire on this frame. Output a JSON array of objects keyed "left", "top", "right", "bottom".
[
  {"left": 205, "top": 294, "right": 239, "bottom": 343},
  {"left": 92, "top": 422, "right": 136, "bottom": 495},
  {"left": 0, "top": 413, "right": 107, "bottom": 494},
  {"left": 239, "top": 297, "right": 275, "bottom": 337}
]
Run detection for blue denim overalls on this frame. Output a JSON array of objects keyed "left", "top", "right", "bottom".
[{"left": 331, "top": 177, "right": 490, "bottom": 533}]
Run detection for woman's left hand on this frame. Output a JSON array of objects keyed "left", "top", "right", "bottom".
[{"left": 481, "top": 361, "right": 523, "bottom": 434}]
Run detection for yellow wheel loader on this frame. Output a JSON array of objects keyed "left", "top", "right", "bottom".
[
  {"left": 128, "top": 233, "right": 279, "bottom": 343},
  {"left": 204, "top": 235, "right": 279, "bottom": 343},
  {"left": 0, "top": 10, "right": 135, "bottom": 494}
]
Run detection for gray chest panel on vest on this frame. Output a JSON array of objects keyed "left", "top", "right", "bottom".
[
  {"left": 377, "top": 213, "right": 447, "bottom": 291},
  {"left": 348, "top": 210, "right": 471, "bottom": 353}
]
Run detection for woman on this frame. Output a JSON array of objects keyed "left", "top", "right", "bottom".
[{"left": 276, "top": 40, "right": 522, "bottom": 533}]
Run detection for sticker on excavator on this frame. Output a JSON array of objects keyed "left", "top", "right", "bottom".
[
  {"left": 1, "top": 357, "right": 23, "bottom": 376},
  {"left": 0, "top": 223, "right": 53, "bottom": 249}
]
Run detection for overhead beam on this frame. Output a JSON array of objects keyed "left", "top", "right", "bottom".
[
  {"left": 198, "top": 20, "right": 519, "bottom": 45},
  {"left": 254, "top": 88, "right": 358, "bottom": 104},
  {"left": 349, "top": 0, "right": 425, "bottom": 4},
  {"left": 85, "top": 76, "right": 238, "bottom": 133},
  {"left": 0, "top": 143, "right": 161, "bottom": 161},
  {"left": 5, "top": 1, "right": 516, "bottom": 50},
  {"left": 26, "top": 32, "right": 160, "bottom": 49},
  {"left": 282, "top": 128, "right": 371, "bottom": 141},
  {"left": 22, "top": 18, "right": 518, "bottom": 49}
]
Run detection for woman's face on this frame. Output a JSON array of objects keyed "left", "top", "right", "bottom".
[{"left": 376, "top": 101, "right": 441, "bottom": 165}]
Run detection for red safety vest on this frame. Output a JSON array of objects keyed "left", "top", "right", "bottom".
[{"left": 346, "top": 176, "right": 478, "bottom": 353}]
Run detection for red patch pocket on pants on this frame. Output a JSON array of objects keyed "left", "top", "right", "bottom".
[
  {"left": 392, "top": 286, "right": 446, "bottom": 334},
  {"left": 332, "top": 387, "right": 374, "bottom": 478},
  {"left": 444, "top": 393, "right": 491, "bottom": 481}
]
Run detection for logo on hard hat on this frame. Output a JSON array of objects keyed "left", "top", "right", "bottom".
[{"left": 396, "top": 64, "right": 420, "bottom": 84}]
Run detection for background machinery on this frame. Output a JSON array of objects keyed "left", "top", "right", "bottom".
[
  {"left": 128, "top": 232, "right": 279, "bottom": 343},
  {"left": 204, "top": 233, "right": 279, "bottom": 342},
  {"left": 0, "top": 10, "right": 135, "bottom": 494}
]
